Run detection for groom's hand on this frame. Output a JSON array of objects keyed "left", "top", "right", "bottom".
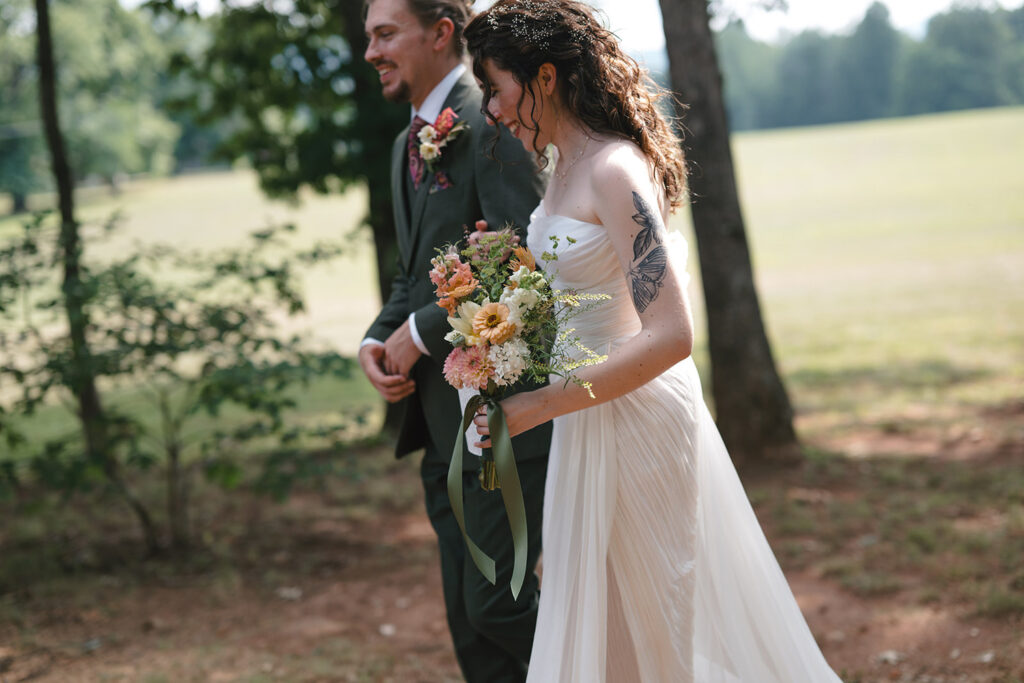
[
  {"left": 359, "top": 343, "right": 415, "bottom": 403},
  {"left": 382, "top": 320, "right": 422, "bottom": 377}
]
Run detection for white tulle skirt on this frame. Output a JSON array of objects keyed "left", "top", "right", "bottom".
[{"left": 526, "top": 357, "right": 841, "bottom": 682}]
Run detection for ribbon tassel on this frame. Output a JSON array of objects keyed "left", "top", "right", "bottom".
[{"left": 447, "top": 394, "right": 529, "bottom": 600}]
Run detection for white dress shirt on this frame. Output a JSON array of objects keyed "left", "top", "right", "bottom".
[{"left": 361, "top": 63, "right": 468, "bottom": 355}]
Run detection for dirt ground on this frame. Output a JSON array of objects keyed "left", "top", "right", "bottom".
[{"left": 2, "top": 423, "right": 1023, "bottom": 683}]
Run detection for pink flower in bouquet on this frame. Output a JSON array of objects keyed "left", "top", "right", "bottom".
[
  {"left": 429, "top": 249, "right": 457, "bottom": 285},
  {"left": 466, "top": 228, "right": 520, "bottom": 265},
  {"left": 430, "top": 251, "right": 478, "bottom": 315},
  {"left": 443, "top": 345, "right": 494, "bottom": 390}
]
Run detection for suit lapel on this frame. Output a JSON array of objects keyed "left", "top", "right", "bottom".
[
  {"left": 407, "top": 72, "right": 477, "bottom": 254},
  {"left": 407, "top": 146, "right": 433, "bottom": 254},
  {"left": 392, "top": 123, "right": 413, "bottom": 268}
]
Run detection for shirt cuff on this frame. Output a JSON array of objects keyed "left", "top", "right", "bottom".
[
  {"left": 360, "top": 337, "right": 384, "bottom": 348},
  {"left": 408, "top": 313, "right": 431, "bottom": 357}
]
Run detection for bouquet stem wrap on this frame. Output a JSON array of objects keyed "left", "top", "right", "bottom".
[{"left": 447, "top": 393, "right": 528, "bottom": 600}]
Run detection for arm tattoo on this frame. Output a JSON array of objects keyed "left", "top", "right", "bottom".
[
  {"left": 630, "top": 191, "right": 662, "bottom": 259},
  {"left": 627, "top": 191, "right": 668, "bottom": 313}
]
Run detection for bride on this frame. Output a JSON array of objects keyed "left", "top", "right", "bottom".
[{"left": 463, "top": 1, "right": 842, "bottom": 681}]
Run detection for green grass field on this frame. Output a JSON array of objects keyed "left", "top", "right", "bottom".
[
  {"left": 2, "top": 107, "right": 1023, "bottom": 682},
  {"left": 681, "top": 106, "right": 1024, "bottom": 443},
  {"left": 2, "top": 106, "right": 1022, "bottom": 454}
]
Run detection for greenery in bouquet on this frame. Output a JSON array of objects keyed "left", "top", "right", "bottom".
[
  {"left": 430, "top": 225, "right": 608, "bottom": 399},
  {"left": 431, "top": 224, "right": 609, "bottom": 598}
]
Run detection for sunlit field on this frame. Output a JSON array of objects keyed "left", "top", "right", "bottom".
[
  {"left": 678, "top": 106, "right": 1024, "bottom": 448},
  {"left": 2, "top": 108, "right": 1023, "bottom": 682},
  {"left": 2, "top": 107, "right": 1022, "bottom": 454}
]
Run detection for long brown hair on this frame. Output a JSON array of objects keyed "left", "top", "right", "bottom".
[
  {"left": 464, "top": 0, "right": 687, "bottom": 208},
  {"left": 363, "top": 0, "right": 474, "bottom": 57}
]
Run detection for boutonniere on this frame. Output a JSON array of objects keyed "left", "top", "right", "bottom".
[{"left": 418, "top": 107, "right": 469, "bottom": 172}]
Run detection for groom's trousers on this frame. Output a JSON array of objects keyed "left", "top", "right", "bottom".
[{"left": 421, "top": 449, "right": 547, "bottom": 683}]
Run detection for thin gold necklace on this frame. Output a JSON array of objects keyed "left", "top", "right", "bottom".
[{"left": 554, "top": 136, "right": 590, "bottom": 182}]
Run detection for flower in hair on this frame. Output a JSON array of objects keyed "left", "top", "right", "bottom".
[{"left": 485, "top": 0, "right": 556, "bottom": 49}]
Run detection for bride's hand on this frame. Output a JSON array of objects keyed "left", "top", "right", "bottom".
[
  {"left": 471, "top": 392, "right": 536, "bottom": 449},
  {"left": 466, "top": 219, "right": 489, "bottom": 244}
]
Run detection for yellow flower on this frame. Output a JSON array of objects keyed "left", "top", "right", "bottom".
[{"left": 472, "top": 302, "right": 516, "bottom": 344}]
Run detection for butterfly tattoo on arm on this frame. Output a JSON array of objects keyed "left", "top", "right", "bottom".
[{"left": 627, "top": 191, "right": 668, "bottom": 313}]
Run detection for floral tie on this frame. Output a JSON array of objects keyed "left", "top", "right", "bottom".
[{"left": 408, "top": 115, "right": 427, "bottom": 190}]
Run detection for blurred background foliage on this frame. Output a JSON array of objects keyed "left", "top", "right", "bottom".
[
  {"left": 0, "top": 1, "right": 1022, "bottom": 678},
  {"left": 0, "top": 0, "right": 1021, "bottom": 549},
  {"left": 2, "top": 1, "right": 1024, "bottom": 209},
  {"left": 710, "top": 3, "right": 1024, "bottom": 130}
]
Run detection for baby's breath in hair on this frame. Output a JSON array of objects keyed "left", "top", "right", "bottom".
[{"left": 466, "top": 0, "right": 688, "bottom": 209}]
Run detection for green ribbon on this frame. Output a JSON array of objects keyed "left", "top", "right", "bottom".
[{"left": 447, "top": 393, "right": 529, "bottom": 600}]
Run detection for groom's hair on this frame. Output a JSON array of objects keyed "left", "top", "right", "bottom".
[{"left": 363, "top": 0, "right": 475, "bottom": 58}]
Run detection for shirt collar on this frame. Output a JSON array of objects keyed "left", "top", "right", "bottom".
[{"left": 412, "top": 63, "right": 467, "bottom": 124}]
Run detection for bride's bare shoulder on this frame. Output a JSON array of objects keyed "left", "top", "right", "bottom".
[{"left": 589, "top": 138, "right": 655, "bottom": 193}]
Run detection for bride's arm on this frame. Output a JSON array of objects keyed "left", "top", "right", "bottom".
[{"left": 475, "top": 145, "right": 694, "bottom": 443}]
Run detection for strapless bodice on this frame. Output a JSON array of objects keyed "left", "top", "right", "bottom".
[
  {"left": 527, "top": 201, "right": 689, "bottom": 352},
  {"left": 527, "top": 202, "right": 641, "bottom": 350}
]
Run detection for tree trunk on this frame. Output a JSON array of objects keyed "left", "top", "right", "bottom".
[
  {"left": 339, "top": 2, "right": 407, "bottom": 436},
  {"left": 160, "top": 391, "right": 189, "bottom": 553},
  {"left": 35, "top": 0, "right": 160, "bottom": 553},
  {"left": 658, "top": 0, "right": 799, "bottom": 464},
  {"left": 168, "top": 442, "right": 189, "bottom": 553},
  {"left": 11, "top": 192, "right": 28, "bottom": 214}
]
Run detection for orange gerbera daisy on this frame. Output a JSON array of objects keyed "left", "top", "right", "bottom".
[{"left": 472, "top": 302, "right": 516, "bottom": 344}]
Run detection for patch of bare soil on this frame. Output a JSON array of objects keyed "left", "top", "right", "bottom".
[{"left": 2, "top": 418, "right": 1023, "bottom": 682}]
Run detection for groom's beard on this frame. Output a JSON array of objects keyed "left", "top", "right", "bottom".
[{"left": 382, "top": 79, "right": 411, "bottom": 104}]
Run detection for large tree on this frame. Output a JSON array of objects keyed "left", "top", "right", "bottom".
[
  {"left": 657, "top": 0, "right": 799, "bottom": 463},
  {"left": 835, "top": 2, "right": 900, "bottom": 121},
  {"left": 0, "top": 0, "right": 179, "bottom": 206},
  {"left": 0, "top": 0, "right": 47, "bottom": 213},
  {"left": 769, "top": 30, "right": 839, "bottom": 127},
  {"left": 33, "top": 0, "right": 159, "bottom": 550},
  {"left": 899, "top": 7, "right": 1020, "bottom": 115},
  {"left": 713, "top": 20, "right": 777, "bottom": 131},
  {"left": 148, "top": 0, "right": 406, "bottom": 305},
  {"left": 146, "top": 0, "right": 409, "bottom": 432}
]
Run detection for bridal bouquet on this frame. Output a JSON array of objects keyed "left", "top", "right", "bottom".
[{"left": 430, "top": 225, "right": 607, "bottom": 597}]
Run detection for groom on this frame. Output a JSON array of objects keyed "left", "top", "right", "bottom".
[{"left": 359, "top": 0, "right": 551, "bottom": 680}]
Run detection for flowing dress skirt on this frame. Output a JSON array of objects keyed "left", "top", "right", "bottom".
[
  {"left": 526, "top": 357, "right": 841, "bottom": 682},
  {"left": 525, "top": 206, "right": 840, "bottom": 681}
]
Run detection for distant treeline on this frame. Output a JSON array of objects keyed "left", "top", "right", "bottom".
[
  {"left": 2, "top": 0, "right": 1023, "bottom": 210},
  {"left": 710, "top": 2, "right": 1024, "bottom": 130}
]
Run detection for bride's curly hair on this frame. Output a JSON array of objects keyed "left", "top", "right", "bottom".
[{"left": 464, "top": 0, "right": 687, "bottom": 209}]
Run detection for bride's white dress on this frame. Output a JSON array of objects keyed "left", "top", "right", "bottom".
[{"left": 525, "top": 203, "right": 841, "bottom": 682}]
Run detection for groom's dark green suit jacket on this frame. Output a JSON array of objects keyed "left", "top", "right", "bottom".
[{"left": 365, "top": 70, "right": 551, "bottom": 467}]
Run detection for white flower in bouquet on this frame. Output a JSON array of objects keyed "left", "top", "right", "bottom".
[
  {"left": 500, "top": 287, "right": 540, "bottom": 329},
  {"left": 508, "top": 265, "right": 547, "bottom": 291},
  {"left": 447, "top": 300, "right": 484, "bottom": 347},
  {"left": 488, "top": 338, "right": 530, "bottom": 387}
]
